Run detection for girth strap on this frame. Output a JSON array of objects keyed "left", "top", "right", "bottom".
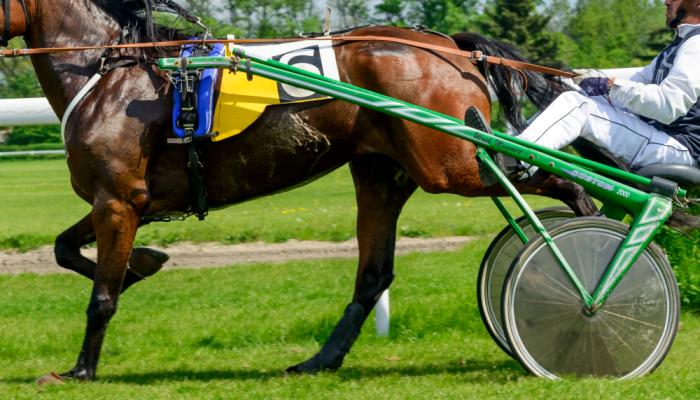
[{"left": 186, "top": 141, "right": 208, "bottom": 221}]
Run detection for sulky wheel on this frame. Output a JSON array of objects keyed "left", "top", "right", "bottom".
[
  {"left": 501, "top": 217, "right": 679, "bottom": 379},
  {"left": 478, "top": 207, "right": 575, "bottom": 356}
]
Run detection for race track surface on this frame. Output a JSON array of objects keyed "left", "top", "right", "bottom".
[{"left": 0, "top": 236, "right": 479, "bottom": 274}]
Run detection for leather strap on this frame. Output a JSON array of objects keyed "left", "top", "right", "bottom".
[
  {"left": 187, "top": 142, "right": 208, "bottom": 220},
  {"left": 19, "top": 0, "right": 28, "bottom": 29},
  {"left": 1, "top": 0, "right": 10, "bottom": 47},
  {"left": 0, "top": 0, "right": 30, "bottom": 47},
  {"left": 0, "top": 35, "right": 577, "bottom": 78}
]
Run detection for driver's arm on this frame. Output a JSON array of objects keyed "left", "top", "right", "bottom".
[
  {"left": 609, "top": 38, "right": 700, "bottom": 124},
  {"left": 628, "top": 58, "right": 657, "bottom": 85}
]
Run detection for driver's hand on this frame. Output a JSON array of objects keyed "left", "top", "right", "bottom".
[{"left": 572, "top": 69, "right": 609, "bottom": 85}]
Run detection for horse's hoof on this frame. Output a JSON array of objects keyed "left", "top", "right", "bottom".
[
  {"left": 35, "top": 371, "right": 65, "bottom": 385},
  {"left": 285, "top": 362, "right": 318, "bottom": 374},
  {"left": 129, "top": 247, "right": 170, "bottom": 278},
  {"left": 285, "top": 360, "right": 339, "bottom": 374}
]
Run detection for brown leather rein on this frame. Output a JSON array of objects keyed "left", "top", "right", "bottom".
[
  {"left": 1, "top": 35, "right": 575, "bottom": 78},
  {"left": 2, "top": 36, "right": 577, "bottom": 96}
]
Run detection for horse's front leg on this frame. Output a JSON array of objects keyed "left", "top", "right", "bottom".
[
  {"left": 55, "top": 214, "right": 144, "bottom": 292},
  {"left": 61, "top": 195, "right": 143, "bottom": 381},
  {"left": 287, "top": 155, "right": 418, "bottom": 373}
]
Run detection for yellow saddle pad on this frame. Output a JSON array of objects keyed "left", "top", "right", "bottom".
[{"left": 212, "top": 41, "right": 341, "bottom": 142}]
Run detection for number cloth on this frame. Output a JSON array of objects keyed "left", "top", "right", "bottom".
[
  {"left": 518, "top": 23, "right": 700, "bottom": 170},
  {"left": 211, "top": 40, "right": 340, "bottom": 142}
]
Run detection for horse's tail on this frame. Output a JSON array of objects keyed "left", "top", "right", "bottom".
[{"left": 451, "top": 32, "right": 575, "bottom": 132}]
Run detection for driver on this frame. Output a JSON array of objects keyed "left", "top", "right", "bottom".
[{"left": 512, "top": 0, "right": 700, "bottom": 177}]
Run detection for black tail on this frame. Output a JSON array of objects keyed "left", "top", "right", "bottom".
[{"left": 451, "top": 33, "right": 576, "bottom": 132}]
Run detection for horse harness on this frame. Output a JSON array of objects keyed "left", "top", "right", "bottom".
[
  {"left": 168, "top": 44, "right": 219, "bottom": 222},
  {"left": 0, "top": 0, "right": 29, "bottom": 47},
  {"left": 64, "top": 32, "right": 212, "bottom": 222}
]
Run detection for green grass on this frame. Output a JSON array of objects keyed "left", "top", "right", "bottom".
[
  {"left": 0, "top": 160, "right": 561, "bottom": 251},
  {"left": 0, "top": 240, "right": 698, "bottom": 399},
  {"left": 3, "top": 159, "right": 700, "bottom": 310}
]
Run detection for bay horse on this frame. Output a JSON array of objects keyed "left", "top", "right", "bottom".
[{"left": 6, "top": 0, "right": 596, "bottom": 380}]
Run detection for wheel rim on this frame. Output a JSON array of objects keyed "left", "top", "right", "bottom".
[
  {"left": 480, "top": 208, "right": 574, "bottom": 354},
  {"left": 505, "top": 221, "right": 677, "bottom": 379}
]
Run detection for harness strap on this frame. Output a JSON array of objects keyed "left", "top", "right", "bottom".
[
  {"left": 410, "top": 25, "right": 457, "bottom": 45},
  {"left": 19, "top": 0, "right": 28, "bottom": 28},
  {"left": 60, "top": 30, "right": 138, "bottom": 153},
  {"left": 0, "top": 36, "right": 577, "bottom": 79},
  {"left": 61, "top": 73, "right": 102, "bottom": 151},
  {"left": 0, "top": 0, "right": 30, "bottom": 47},
  {"left": 100, "top": 29, "right": 129, "bottom": 60},
  {"left": 1, "top": 0, "right": 10, "bottom": 47},
  {"left": 60, "top": 58, "right": 138, "bottom": 150},
  {"left": 186, "top": 142, "right": 208, "bottom": 220},
  {"left": 501, "top": 60, "right": 528, "bottom": 96}
]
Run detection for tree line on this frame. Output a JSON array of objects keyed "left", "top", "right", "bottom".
[
  {"left": 0, "top": 0, "right": 672, "bottom": 145},
  {"left": 189, "top": 0, "right": 670, "bottom": 67}
]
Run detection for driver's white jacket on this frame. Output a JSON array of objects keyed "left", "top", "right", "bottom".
[
  {"left": 610, "top": 23, "right": 700, "bottom": 124},
  {"left": 516, "top": 23, "right": 700, "bottom": 170}
]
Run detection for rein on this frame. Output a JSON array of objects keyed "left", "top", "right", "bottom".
[{"left": 0, "top": 36, "right": 577, "bottom": 81}]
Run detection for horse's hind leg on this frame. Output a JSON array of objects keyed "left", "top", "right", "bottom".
[
  {"left": 520, "top": 170, "right": 598, "bottom": 217},
  {"left": 55, "top": 215, "right": 166, "bottom": 292},
  {"left": 287, "top": 155, "right": 417, "bottom": 373},
  {"left": 61, "top": 196, "right": 143, "bottom": 380}
]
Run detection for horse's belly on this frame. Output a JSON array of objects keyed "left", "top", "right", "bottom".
[{"left": 148, "top": 100, "right": 351, "bottom": 215}]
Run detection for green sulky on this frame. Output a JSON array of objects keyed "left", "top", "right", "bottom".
[{"left": 159, "top": 53, "right": 684, "bottom": 313}]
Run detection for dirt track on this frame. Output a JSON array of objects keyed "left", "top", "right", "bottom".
[{"left": 0, "top": 236, "right": 480, "bottom": 275}]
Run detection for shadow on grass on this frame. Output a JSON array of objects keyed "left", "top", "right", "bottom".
[{"left": 2, "top": 358, "right": 524, "bottom": 385}]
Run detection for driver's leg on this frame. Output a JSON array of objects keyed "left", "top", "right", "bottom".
[
  {"left": 518, "top": 91, "right": 596, "bottom": 151},
  {"left": 517, "top": 91, "right": 695, "bottom": 169}
]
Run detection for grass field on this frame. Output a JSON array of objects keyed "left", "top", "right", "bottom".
[
  {"left": 1, "top": 239, "right": 699, "bottom": 399},
  {"left": 0, "top": 160, "right": 560, "bottom": 251}
]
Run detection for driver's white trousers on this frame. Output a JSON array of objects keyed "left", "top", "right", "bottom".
[{"left": 517, "top": 91, "right": 697, "bottom": 170}]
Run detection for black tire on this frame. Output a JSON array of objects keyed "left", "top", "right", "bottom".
[
  {"left": 501, "top": 217, "right": 680, "bottom": 379},
  {"left": 477, "top": 206, "right": 575, "bottom": 356}
]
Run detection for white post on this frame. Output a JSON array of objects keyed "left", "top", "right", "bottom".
[{"left": 375, "top": 290, "right": 390, "bottom": 337}]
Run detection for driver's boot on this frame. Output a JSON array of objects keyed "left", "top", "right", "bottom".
[{"left": 464, "top": 107, "right": 526, "bottom": 186}]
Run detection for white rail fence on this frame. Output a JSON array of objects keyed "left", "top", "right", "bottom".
[
  {"left": 0, "top": 68, "right": 642, "bottom": 335},
  {"left": 0, "top": 98, "right": 64, "bottom": 156},
  {"left": 0, "top": 97, "right": 60, "bottom": 126}
]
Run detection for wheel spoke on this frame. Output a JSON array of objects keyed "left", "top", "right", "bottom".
[
  {"left": 599, "top": 315, "right": 642, "bottom": 365},
  {"left": 533, "top": 263, "right": 582, "bottom": 301},
  {"left": 479, "top": 210, "right": 575, "bottom": 358},
  {"left": 598, "top": 309, "right": 663, "bottom": 330},
  {"left": 503, "top": 220, "right": 677, "bottom": 379}
]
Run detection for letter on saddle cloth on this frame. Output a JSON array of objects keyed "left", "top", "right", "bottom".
[{"left": 210, "top": 40, "right": 341, "bottom": 142}]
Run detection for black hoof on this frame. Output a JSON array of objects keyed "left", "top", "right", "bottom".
[
  {"left": 286, "top": 356, "right": 341, "bottom": 374},
  {"left": 286, "top": 303, "right": 365, "bottom": 374},
  {"left": 60, "top": 368, "right": 93, "bottom": 381},
  {"left": 128, "top": 247, "right": 169, "bottom": 278}
]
